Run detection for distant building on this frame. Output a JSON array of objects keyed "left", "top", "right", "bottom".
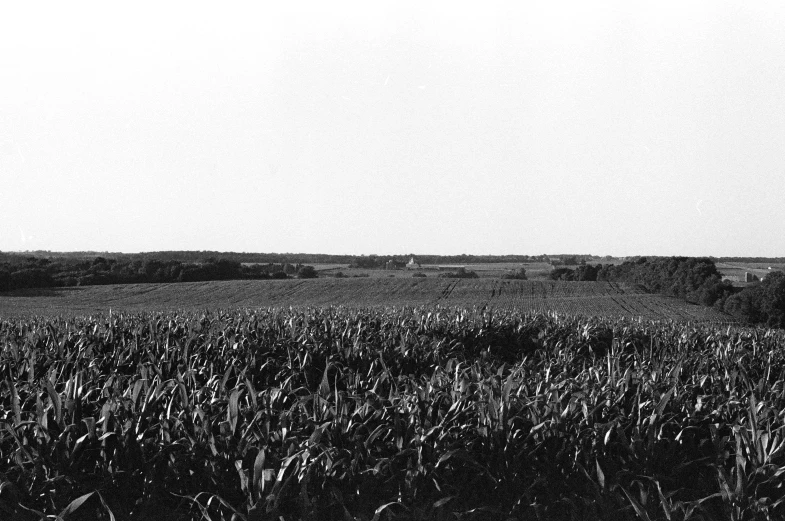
[
  {"left": 407, "top": 257, "right": 420, "bottom": 269},
  {"left": 745, "top": 272, "right": 759, "bottom": 283}
]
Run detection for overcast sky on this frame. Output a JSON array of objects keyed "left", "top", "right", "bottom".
[{"left": 2, "top": 1, "right": 784, "bottom": 256}]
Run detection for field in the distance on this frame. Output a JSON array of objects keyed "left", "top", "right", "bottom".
[
  {"left": 0, "top": 278, "right": 732, "bottom": 322},
  {"left": 716, "top": 261, "right": 785, "bottom": 285},
  {"left": 311, "top": 261, "right": 552, "bottom": 279}
]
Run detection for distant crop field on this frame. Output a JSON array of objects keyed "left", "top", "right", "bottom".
[
  {"left": 309, "top": 262, "right": 557, "bottom": 279},
  {"left": 0, "top": 278, "right": 733, "bottom": 322}
]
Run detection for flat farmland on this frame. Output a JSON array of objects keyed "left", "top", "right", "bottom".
[
  {"left": 0, "top": 278, "right": 733, "bottom": 322},
  {"left": 310, "top": 262, "right": 556, "bottom": 279}
]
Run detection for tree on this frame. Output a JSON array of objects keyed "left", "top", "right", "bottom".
[
  {"left": 595, "top": 257, "right": 730, "bottom": 305},
  {"left": 759, "top": 271, "right": 785, "bottom": 328},
  {"left": 573, "top": 264, "right": 600, "bottom": 281},
  {"left": 502, "top": 268, "right": 527, "bottom": 280},
  {"left": 549, "top": 268, "right": 575, "bottom": 281},
  {"left": 0, "top": 267, "right": 10, "bottom": 292},
  {"left": 297, "top": 266, "right": 318, "bottom": 279},
  {"left": 10, "top": 268, "right": 54, "bottom": 289},
  {"left": 723, "top": 271, "right": 785, "bottom": 328},
  {"left": 438, "top": 268, "right": 478, "bottom": 279}
]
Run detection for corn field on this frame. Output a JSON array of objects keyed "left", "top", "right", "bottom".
[{"left": 1, "top": 307, "right": 784, "bottom": 520}]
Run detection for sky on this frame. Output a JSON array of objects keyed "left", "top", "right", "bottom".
[{"left": 1, "top": 1, "right": 784, "bottom": 257}]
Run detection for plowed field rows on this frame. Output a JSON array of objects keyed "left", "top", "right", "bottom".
[{"left": 0, "top": 278, "right": 732, "bottom": 322}]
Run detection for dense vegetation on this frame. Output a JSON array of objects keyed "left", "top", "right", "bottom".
[
  {"left": 550, "top": 257, "right": 785, "bottom": 329},
  {"left": 550, "top": 264, "right": 602, "bottom": 282},
  {"left": 1, "top": 251, "right": 570, "bottom": 267},
  {"left": 723, "top": 271, "right": 785, "bottom": 329},
  {"left": 502, "top": 268, "right": 528, "bottom": 280},
  {"left": 0, "top": 256, "right": 317, "bottom": 291},
  {"left": 2, "top": 308, "right": 785, "bottom": 520},
  {"left": 550, "top": 257, "right": 729, "bottom": 305},
  {"left": 437, "top": 268, "right": 479, "bottom": 279},
  {"left": 597, "top": 257, "right": 732, "bottom": 307}
]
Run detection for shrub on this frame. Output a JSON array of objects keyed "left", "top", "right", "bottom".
[
  {"left": 438, "top": 268, "right": 478, "bottom": 279},
  {"left": 297, "top": 266, "right": 318, "bottom": 279},
  {"left": 502, "top": 268, "right": 527, "bottom": 280},
  {"left": 549, "top": 267, "right": 575, "bottom": 281}
]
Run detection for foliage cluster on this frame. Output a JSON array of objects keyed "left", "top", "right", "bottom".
[
  {"left": 349, "top": 256, "right": 407, "bottom": 270},
  {"left": 0, "top": 257, "right": 317, "bottom": 291},
  {"left": 550, "top": 264, "right": 601, "bottom": 282},
  {"left": 723, "top": 271, "right": 785, "bottom": 328},
  {"left": 296, "top": 266, "right": 318, "bottom": 279},
  {"left": 597, "top": 258, "right": 730, "bottom": 303},
  {"left": 552, "top": 258, "right": 733, "bottom": 306},
  {"left": 550, "top": 255, "right": 584, "bottom": 266},
  {"left": 550, "top": 257, "right": 785, "bottom": 329},
  {"left": 1, "top": 251, "right": 576, "bottom": 268},
  {"left": 502, "top": 268, "right": 528, "bottom": 280},
  {"left": 437, "top": 268, "right": 479, "bottom": 279},
  {"left": 2, "top": 308, "right": 785, "bottom": 520}
]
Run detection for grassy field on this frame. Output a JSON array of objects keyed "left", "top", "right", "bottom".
[{"left": 0, "top": 278, "right": 732, "bottom": 322}]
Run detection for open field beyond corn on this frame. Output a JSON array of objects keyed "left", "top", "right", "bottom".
[
  {"left": 1, "top": 308, "right": 784, "bottom": 520},
  {"left": 0, "top": 278, "right": 731, "bottom": 323}
]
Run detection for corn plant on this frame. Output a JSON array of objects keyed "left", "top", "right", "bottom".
[{"left": 0, "top": 308, "right": 784, "bottom": 520}]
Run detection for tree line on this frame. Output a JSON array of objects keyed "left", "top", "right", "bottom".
[
  {"left": 2, "top": 251, "right": 583, "bottom": 267},
  {"left": 0, "top": 256, "right": 317, "bottom": 291},
  {"left": 549, "top": 257, "right": 785, "bottom": 328}
]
